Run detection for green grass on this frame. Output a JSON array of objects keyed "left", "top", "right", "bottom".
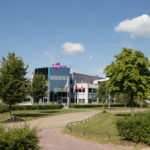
[
  {"left": 65, "top": 111, "right": 150, "bottom": 149},
  {"left": 83, "top": 106, "right": 150, "bottom": 111},
  {"left": 0, "top": 109, "right": 84, "bottom": 122},
  {"left": 70, "top": 113, "right": 122, "bottom": 140}
]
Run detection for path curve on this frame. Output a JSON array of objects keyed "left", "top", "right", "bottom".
[
  {"left": 36, "top": 110, "right": 134, "bottom": 150},
  {"left": 7, "top": 109, "right": 135, "bottom": 150}
]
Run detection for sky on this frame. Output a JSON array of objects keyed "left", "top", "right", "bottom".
[{"left": 0, "top": 0, "right": 150, "bottom": 77}]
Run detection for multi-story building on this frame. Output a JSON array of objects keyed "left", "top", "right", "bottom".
[
  {"left": 24, "top": 63, "right": 104, "bottom": 105},
  {"left": 70, "top": 72, "right": 103, "bottom": 104}
]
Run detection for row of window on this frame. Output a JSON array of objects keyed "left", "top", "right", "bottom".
[
  {"left": 71, "top": 88, "right": 96, "bottom": 93},
  {"left": 26, "top": 98, "right": 97, "bottom": 104},
  {"left": 78, "top": 99, "right": 97, "bottom": 104},
  {"left": 53, "top": 88, "right": 69, "bottom": 92},
  {"left": 50, "top": 76, "right": 69, "bottom": 80}
]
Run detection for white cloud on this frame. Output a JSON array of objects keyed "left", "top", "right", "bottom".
[
  {"left": 88, "top": 55, "right": 93, "bottom": 60},
  {"left": 115, "top": 14, "right": 150, "bottom": 38},
  {"left": 44, "top": 50, "right": 49, "bottom": 56},
  {"left": 62, "top": 42, "right": 85, "bottom": 55}
]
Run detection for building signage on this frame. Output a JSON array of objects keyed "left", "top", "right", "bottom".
[{"left": 53, "top": 63, "right": 67, "bottom": 70}]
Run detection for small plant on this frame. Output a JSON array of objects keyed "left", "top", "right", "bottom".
[{"left": 0, "top": 124, "right": 39, "bottom": 150}]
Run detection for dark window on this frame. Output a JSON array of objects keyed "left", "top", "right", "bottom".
[
  {"left": 93, "top": 89, "right": 96, "bottom": 93},
  {"left": 88, "top": 88, "right": 92, "bottom": 93},
  {"left": 35, "top": 68, "right": 48, "bottom": 80},
  {"left": 44, "top": 98, "right": 47, "bottom": 103},
  {"left": 88, "top": 99, "right": 92, "bottom": 103}
]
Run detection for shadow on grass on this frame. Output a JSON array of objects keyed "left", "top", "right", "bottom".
[
  {"left": 40, "top": 110, "right": 62, "bottom": 114},
  {"left": 115, "top": 113, "right": 131, "bottom": 117},
  {"left": 13, "top": 111, "right": 62, "bottom": 118},
  {"left": 13, "top": 113, "right": 47, "bottom": 118}
]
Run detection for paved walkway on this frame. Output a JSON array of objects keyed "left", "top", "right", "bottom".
[
  {"left": 39, "top": 128, "right": 134, "bottom": 150},
  {"left": 36, "top": 110, "right": 134, "bottom": 150},
  {"left": 7, "top": 110, "right": 135, "bottom": 150}
]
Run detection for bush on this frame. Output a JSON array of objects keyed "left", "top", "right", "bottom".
[
  {"left": 0, "top": 124, "right": 39, "bottom": 150},
  {"left": 12, "top": 104, "right": 63, "bottom": 110},
  {"left": 69, "top": 104, "right": 103, "bottom": 108},
  {"left": 116, "top": 113, "right": 150, "bottom": 145},
  {"left": 69, "top": 103, "right": 134, "bottom": 108},
  {"left": 0, "top": 104, "right": 63, "bottom": 113},
  {"left": 0, "top": 105, "right": 9, "bottom": 113}
]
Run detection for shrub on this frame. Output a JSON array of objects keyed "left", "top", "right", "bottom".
[
  {"left": 0, "top": 124, "right": 39, "bottom": 150},
  {"left": 69, "top": 103, "right": 138, "bottom": 108},
  {"left": 12, "top": 104, "right": 63, "bottom": 110},
  {"left": 69, "top": 104, "right": 103, "bottom": 108},
  {"left": 116, "top": 113, "right": 150, "bottom": 145},
  {"left": 0, "top": 104, "right": 63, "bottom": 113},
  {"left": 0, "top": 105, "right": 9, "bottom": 113}
]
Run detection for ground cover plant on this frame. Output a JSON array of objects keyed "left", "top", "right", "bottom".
[{"left": 0, "top": 124, "right": 39, "bottom": 150}]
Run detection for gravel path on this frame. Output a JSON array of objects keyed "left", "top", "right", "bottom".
[
  {"left": 39, "top": 128, "right": 134, "bottom": 150},
  {"left": 6, "top": 109, "right": 138, "bottom": 150},
  {"left": 31, "top": 110, "right": 134, "bottom": 150}
]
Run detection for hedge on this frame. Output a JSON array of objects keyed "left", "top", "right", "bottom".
[
  {"left": 116, "top": 113, "right": 150, "bottom": 145},
  {"left": 0, "top": 124, "right": 39, "bottom": 150},
  {"left": 69, "top": 103, "right": 140, "bottom": 108},
  {"left": 12, "top": 104, "right": 63, "bottom": 110},
  {"left": 0, "top": 104, "right": 63, "bottom": 113}
]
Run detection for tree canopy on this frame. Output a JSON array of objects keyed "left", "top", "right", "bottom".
[
  {"left": 96, "top": 81, "right": 108, "bottom": 102},
  {"left": 0, "top": 52, "right": 28, "bottom": 115},
  {"left": 104, "top": 48, "right": 150, "bottom": 115},
  {"left": 96, "top": 81, "right": 108, "bottom": 110},
  {"left": 28, "top": 74, "right": 47, "bottom": 104}
]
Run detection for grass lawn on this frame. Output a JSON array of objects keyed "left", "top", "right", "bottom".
[
  {"left": 84, "top": 106, "right": 150, "bottom": 111},
  {"left": 69, "top": 112, "right": 122, "bottom": 140},
  {"left": 65, "top": 111, "right": 150, "bottom": 149},
  {"left": 0, "top": 109, "right": 84, "bottom": 122}
]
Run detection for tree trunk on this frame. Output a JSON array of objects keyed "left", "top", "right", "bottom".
[
  {"left": 37, "top": 99, "right": 40, "bottom": 110},
  {"left": 102, "top": 98, "right": 105, "bottom": 111},
  {"left": 9, "top": 102, "right": 12, "bottom": 117},
  {"left": 140, "top": 97, "right": 142, "bottom": 108},
  {"left": 103, "top": 103, "right": 105, "bottom": 111},
  {"left": 130, "top": 95, "right": 134, "bottom": 117},
  {"left": 124, "top": 102, "right": 126, "bottom": 109}
]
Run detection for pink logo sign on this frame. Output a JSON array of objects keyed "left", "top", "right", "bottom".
[{"left": 53, "top": 63, "right": 67, "bottom": 70}]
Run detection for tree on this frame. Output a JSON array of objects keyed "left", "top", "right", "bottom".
[
  {"left": 0, "top": 52, "right": 28, "bottom": 116},
  {"left": 28, "top": 74, "right": 47, "bottom": 108},
  {"left": 114, "top": 93, "right": 130, "bottom": 108},
  {"left": 104, "top": 48, "right": 150, "bottom": 116},
  {"left": 96, "top": 81, "right": 108, "bottom": 110}
]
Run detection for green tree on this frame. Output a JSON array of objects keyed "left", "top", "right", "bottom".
[
  {"left": 0, "top": 52, "right": 28, "bottom": 116},
  {"left": 104, "top": 48, "right": 150, "bottom": 116},
  {"left": 114, "top": 93, "right": 130, "bottom": 108},
  {"left": 96, "top": 81, "right": 108, "bottom": 110},
  {"left": 28, "top": 74, "right": 47, "bottom": 108}
]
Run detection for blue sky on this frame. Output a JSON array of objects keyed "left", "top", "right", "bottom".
[{"left": 0, "top": 0, "right": 150, "bottom": 77}]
